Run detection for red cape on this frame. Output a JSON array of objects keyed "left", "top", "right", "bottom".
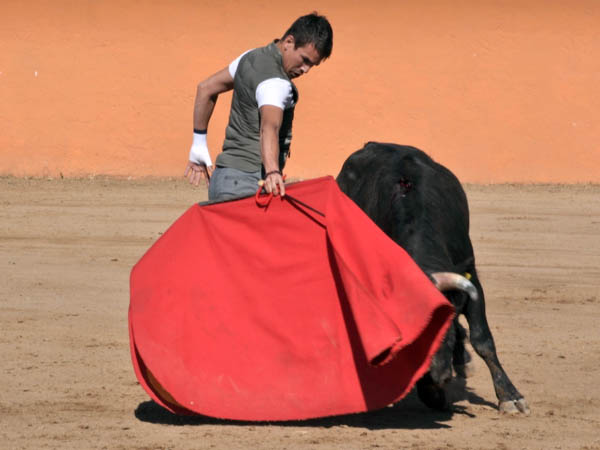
[{"left": 129, "top": 176, "right": 453, "bottom": 421}]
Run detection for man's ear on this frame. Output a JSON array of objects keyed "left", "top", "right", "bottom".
[{"left": 283, "top": 34, "right": 295, "bottom": 49}]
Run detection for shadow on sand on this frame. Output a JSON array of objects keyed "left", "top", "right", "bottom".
[{"left": 134, "top": 379, "right": 497, "bottom": 430}]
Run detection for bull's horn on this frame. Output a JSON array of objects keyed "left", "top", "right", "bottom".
[{"left": 430, "top": 272, "right": 478, "bottom": 302}]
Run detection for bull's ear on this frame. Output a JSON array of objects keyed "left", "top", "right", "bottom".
[{"left": 336, "top": 167, "right": 358, "bottom": 193}]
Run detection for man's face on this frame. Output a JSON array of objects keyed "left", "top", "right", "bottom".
[{"left": 280, "top": 35, "right": 322, "bottom": 79}]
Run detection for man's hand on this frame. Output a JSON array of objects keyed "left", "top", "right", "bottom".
[
  {"left": 184, "top": 161, "right": 213, "bottom": 187},
  {"left": 263, "top": 171, "right": 285, "bottom": 197}
]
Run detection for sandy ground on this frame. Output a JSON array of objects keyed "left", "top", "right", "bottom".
[{"left": 1, "top": 177, "right": 599, "bottom": 450}]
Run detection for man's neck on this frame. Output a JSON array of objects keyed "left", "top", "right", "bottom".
[{"left": 275, "top": 39, "right": 284, "bottom": 53}]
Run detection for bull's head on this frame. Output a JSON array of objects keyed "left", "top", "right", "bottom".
[{"left": 418, "top": 272, "right": 478, "bottom": 410}]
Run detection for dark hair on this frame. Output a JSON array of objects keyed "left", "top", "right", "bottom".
[{"left": 282, "top": 12, "right": 333, "bottom": 60}]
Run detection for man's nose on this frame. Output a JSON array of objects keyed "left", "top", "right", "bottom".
[{"left": 301, "top": 64, "right": 311, "bottom": 75}]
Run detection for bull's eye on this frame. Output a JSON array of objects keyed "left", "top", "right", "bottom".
[{"left": 396, "top": 178, "right": 412, "bottom": 197}]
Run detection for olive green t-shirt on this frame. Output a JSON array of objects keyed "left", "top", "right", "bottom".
[{"left": 215, "top": 42, "right": 297, "bottom": 173}]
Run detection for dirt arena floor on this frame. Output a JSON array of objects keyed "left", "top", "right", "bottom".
[{"left": 1, "top": 177, "right": 599, "bottom": 450}]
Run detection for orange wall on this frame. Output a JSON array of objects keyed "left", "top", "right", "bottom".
[{"left": 1, "top": 0, "right": 599, "bottom": 183}]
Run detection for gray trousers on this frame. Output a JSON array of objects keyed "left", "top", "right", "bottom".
[{"left": 208, "top": 167, "right": 262, "bottom": 201}]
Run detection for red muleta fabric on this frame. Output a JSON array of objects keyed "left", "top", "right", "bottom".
[{"left": 129, "top": 176, "right": 454, "bottom": 421}]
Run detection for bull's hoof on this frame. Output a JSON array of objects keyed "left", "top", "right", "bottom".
[{"left": 499, "top": 398, "right": 530, "bottom": 415}]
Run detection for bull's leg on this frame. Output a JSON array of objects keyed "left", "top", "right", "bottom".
[
  {"left": 464, "top": 275, "right": 530, "bottom": 414},
  {"left": 452, "top": 319, "right": 475, "bottom": 379},
  {"left": 417, "top": 322, "right": 456, "bottom": 411}
]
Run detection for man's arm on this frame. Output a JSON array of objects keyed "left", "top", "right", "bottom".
[
  {"left": 259, "top": 105, "right": 286, "bottom": 197},
  {"left": 192, "top": 67, "right": 234, "bottom": 130},
  {"left": 185, "top": 67, "right": 234, "bottom": 186}
]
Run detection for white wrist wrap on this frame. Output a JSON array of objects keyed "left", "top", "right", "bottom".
[{"left": 189, "top": 133, "right": 213, "bottom": 167}]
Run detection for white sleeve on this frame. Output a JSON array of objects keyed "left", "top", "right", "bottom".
[
  {"left": 255, "top": 78, "right": 293, "bottom": 110},
  {"left": 228, "top": 49, "right": 254, "bottom": 78}
]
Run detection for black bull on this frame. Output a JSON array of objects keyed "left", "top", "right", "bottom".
[{"left": 336, "top": 142, "right": 529, "bottom": 414}]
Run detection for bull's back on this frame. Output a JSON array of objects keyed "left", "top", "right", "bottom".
[{"left": 337, "top": 142, "right": 473, "bottom": 272}]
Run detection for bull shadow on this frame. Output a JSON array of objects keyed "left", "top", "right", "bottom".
[
  {"left": 446, "top": 377, "right": 498, "bottom": 410},
  {"left": 134, "top": 381, "right": 496, "bottom": 430}
]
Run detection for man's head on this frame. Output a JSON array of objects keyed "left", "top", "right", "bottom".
[{"left": 278, "top": 12, "right": 333, "bottom": 79}]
